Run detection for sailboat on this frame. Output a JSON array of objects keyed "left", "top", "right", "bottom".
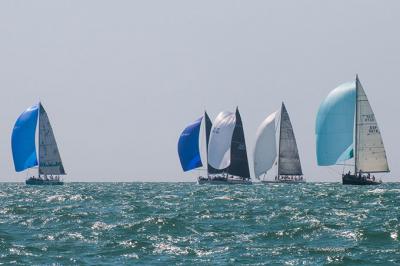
[
  {"left": 316, "top": 75, "right": 389, "bottom": 185},
  {"left": 254, "top": 102, "right": 304, "bottom": 183},
  {"left": 178, "top": 111, "right": 213, "bottom": 181},
  {"left": 12, "top": 103, "right": 66, "bottom": 185},
  {"left": 204, "top": 107, "right": 252, "bottom": 184}
]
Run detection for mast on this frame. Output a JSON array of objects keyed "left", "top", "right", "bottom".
[
  {"left": 204, "top": 111, "right": 212, "bottom": 177},
  {"left": 277, "top": 103, "right": 283, "bottom": 177},
  {"left": 38, "top": 102, "right": 41, "bottom": 178},
  {"left": 354, "top": 75, "right": 359, "bottom": 175}
]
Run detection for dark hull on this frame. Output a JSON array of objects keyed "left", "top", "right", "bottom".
[
  {"left": 197, "top": 176, "right": 252, "bottom": 185},
  {"left": 261, "top": 180, "right": 305, "bottom": 184},
  {"left": 342, "top": 174, "right": 381, "bottom": 185},
  {"left": 26, "top": 179, "right": 64, "bottom": 186}
]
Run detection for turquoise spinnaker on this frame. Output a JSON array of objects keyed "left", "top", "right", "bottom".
[
  {"left": 316, "top": 81, "right": 356, "bottom": 166},
  {"left": 11, "top": 104, "right": 39, "bottom": 172}
]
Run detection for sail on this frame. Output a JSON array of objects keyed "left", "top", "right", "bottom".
[
  {"left": 204, "top": 112, "right": 221, "bottom": 175},
  {"left": 207, "top": 111, "right": 236, "bottom": 170},
  {"left": 228, "top": 108, "right": 250, "bottom": 178},
  {"left": 253, "top": 111, "right": 278, "bottom": 178},
  {"left": 178, "top": 117, "right": 203, "bottom": 171},
  {"left": 11, "top": 104, "right": 39, "bottom": 172},
  {"left": 38, "top": 103, "right": 66, "bottom": 175},
  {"left": 355, "top": 78, "right": 389, "bottom": 173},
  {"left": 205, "top": 112, "right": 212, "bottom": 153},
  {"left": 278, "top": 103, "right": 302, "bottom": 175},
  {"left": 316, "top": 81, "right": 356, "bottom": 166}
]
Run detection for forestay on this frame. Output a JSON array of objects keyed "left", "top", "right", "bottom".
[
  {"left": 38, "top": 104, "right": 66, "bottom": 175},
  {"left": 355, "top": 79, "right": 389, "bottom": 173},
  {"left": 207, "top": 111, "right": 236, "bottom": 170},
  {"left": 253, "top": 111, "right": 278, "bottom": 178},
  {"left": 278, "top": 103, "right": 302, "bottom": 175}
]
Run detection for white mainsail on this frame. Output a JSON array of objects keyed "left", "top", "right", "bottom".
[
  {"left": 253, "top": 111, "right": 278, "bottom": 178},
  {"left": 38, "top": 104, "right": 65, "bottom": 175},
  {"left": 355, "top": 79, "right": 389, "bottom": 173},
  {"left": 278, "top": 103, "right": 303, "bottom": 176},
  {"left": 207, "top": 111, "right": 236, "bottom": 170}
]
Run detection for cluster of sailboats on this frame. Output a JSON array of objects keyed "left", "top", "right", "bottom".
[
  {"left": 178, "top": 103, "right": 304, "bottom": 185},
  {"left": 178, "top": 75, "right": 391, "bottom": 185},
  {"left": 9, "top": 76, "right": 390, "bottom": 186}
]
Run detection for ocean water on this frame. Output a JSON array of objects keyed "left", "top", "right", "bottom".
[{"left": 0, "top": 182, "right": 399, "bottom": 265}]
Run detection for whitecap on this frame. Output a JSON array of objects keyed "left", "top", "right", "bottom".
[
  {"left": 213, "top": 196, "right": 233, "bottom": 200},
  {"left": 153, "top": 243, "right": 189, "bottom": 255},
  {"left": 338, "top": 230, "right": 362, "bottom": 241},
  {"left": 123, "top": 253, "right": 139, "bottom": 259},
  {"left": 70, "top": 194, "right": 91, "bottom": 201},
  {"left": 67, "top": 232, "right": 84, "bottom": 240},
  {"left": 120, "top": 240, "right": 137, "bottom": 248},
  {"left": 91, "top": 221, "right": 114, "bottom": 231},
  {"left": 46, "top": 195, "right": 66, "bottom": 202}
]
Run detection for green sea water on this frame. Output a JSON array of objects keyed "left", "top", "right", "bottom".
[{"left": 0, "top": 182, "right": 399, "bottom": 265}]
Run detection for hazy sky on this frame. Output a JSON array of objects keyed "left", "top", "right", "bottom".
[{"left": 0, "top": 1, "right": 399, "bottom": 182}]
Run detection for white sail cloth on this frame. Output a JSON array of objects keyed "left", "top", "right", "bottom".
[
  {"left": 355, "top": 79, "right": 389, "bottom": 173},
  {"left": 207, "top": 111, "right": 236, "bottom": 170},
  {"left": 253, "top": 111, "right": 278, "bottom": 178}
]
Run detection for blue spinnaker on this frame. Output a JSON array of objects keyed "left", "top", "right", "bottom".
[
  {"left": 316, "top": 81, "right": 356, "bottom": 166},
  {"left": 12, "top": 104, "right": 39, "bottom": 172},
  {"left": 178, "top": 117, "right": 203, "bottom": 172}
]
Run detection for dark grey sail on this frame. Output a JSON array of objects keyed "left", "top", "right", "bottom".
[
  {"left": 278, "top": 103, "right": 302, "bottom": 176},
  {"left": 205, "top": 111, "right": 212, "bottom": 152},
  {"left": 227, "top": 108, "right": 250, "bottom": 179},
  {"left": 38, "top": 103, "right": 66, "bottom": 175}
]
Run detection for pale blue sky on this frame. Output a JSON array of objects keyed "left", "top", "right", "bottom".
[{"left": 0, "top": 1, "right": 399, "bottom": 182}]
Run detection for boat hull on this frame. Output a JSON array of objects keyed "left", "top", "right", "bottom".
[
  {"left": 261, "top": 180, "right": 305, "bottom": 184},
  {"left": 25, "top": 178, "right": 64, "bottom": 186},
  {"left": 342, "top": 174, "right": 381, "bottom": 185},
  {"left": 197, "top": 176, "right": 252, "bottom": 185}
]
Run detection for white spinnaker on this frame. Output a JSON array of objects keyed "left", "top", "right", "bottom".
[
  {"left": 207, "top": 111, "right": 236, "bottom": 170},
  {"left": 355, "top": 80, "right": 389, "bottom": 173},
  {"left": 38, "top": 104, "right": 65, "bottom": 175},
  {"left": 253, "top": 111, "right": 278, "bottom": 178}
]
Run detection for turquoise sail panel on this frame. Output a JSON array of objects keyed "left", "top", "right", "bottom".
[
  {"left": 12, "top": 104, "right": 39, "bottom": 172},
  {"left": 178, "top": 117, "right": 203, "bottom": 172},
  {"left": 316, "top": 81, "right": 356, "bottom": 166}
]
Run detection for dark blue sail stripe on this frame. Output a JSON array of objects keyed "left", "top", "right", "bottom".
[
  {"left": 178, "top": 117, "right": 203, "bottom": 172},
  {"left": 11, "top": 104, "right": 39, "bottom": 172}
]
